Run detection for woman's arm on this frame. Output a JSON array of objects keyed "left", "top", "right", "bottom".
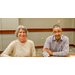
[
  {"left": 31, "top": 41, "right": 36, "bottom": 56},
  {"left": 1, "top": 41, "right": 15, "bottom": 57}
]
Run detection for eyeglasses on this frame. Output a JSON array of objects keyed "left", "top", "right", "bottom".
[{"left": 53, "top": 31, "right": 61, "bottom": 34}]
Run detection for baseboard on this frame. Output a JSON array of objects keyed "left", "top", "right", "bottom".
[
  {"left": 0, "top": 51, "right": 3, "bottom": 54},
  {"left": 35, "top": 46, "right": 43, "bottom": 49},
  {"left": 69, "top": 44, "right": 75, "bottom": 47}
]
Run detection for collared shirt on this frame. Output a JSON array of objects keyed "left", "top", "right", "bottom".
[{"left": 43, "top": 35, "right": 69, "bottom": 57}]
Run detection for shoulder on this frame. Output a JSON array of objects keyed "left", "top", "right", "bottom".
[
  {"left": 10, "top": 40, "right": 16, "bottom": 44},
  {"left": 27, "top": 39, "right": 34, "bottom": 44},
  {"left": 12, "top": 39, "right": 19, "bottom": 43},
  {"left": 46, "top": 35, "right": 54, "bottom": 40},
  {"left": 9, "top": 39, "right": 19, "bottom": 45},
  {"left": 62, "top": 35, "right": 69, "bottom": 40},
  {"left": 6, "top": 40, "right": 18, "bottom": 47}
]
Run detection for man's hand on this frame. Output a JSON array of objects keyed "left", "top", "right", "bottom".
[{"left": 44, "top": 48, "right": 53, "bottom": 56}]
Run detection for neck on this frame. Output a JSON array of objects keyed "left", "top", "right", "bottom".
[
  {"left": 19, "top": 39, "right": 27, "bottom": 43},
  {"left": 57, "top": 39, "right": 59, "bottom": 42},
  {"left": 56, "top": 38, "right": 60, "bottom": 42}
]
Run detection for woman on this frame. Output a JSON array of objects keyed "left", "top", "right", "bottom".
[{"left": 1, "top": 25, "right": 36, "bottom": 57}]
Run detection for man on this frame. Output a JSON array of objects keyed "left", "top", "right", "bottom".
[{"left": 43, "top": 24, "right": 69, "bottom": 57}]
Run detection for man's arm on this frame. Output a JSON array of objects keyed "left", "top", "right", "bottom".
[
  {"left": 44, "top": 48, "right": 53, "bottom": 56},
  {"left": 43, "top": 37, "right": 50, "bottom": 57}
]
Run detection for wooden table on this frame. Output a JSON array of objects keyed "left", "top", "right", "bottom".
[{"left": 34, "top": 54, "right": 75, "bottom": 57}]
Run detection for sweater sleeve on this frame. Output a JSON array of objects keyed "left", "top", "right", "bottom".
[
  {"left": 30, "top": 41, "right": 36, "bottom": 56},
  {"left": 1, "top": 41, "right": 15, "bottom": 57}
]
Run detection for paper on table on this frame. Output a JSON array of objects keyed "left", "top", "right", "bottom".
[{"left": 70, "top": 55, "right": 75, "bottom": 57}]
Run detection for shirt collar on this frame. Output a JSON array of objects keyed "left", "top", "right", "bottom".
[{"left": 53, "top": 35, "right": 63, "bottom": 41}]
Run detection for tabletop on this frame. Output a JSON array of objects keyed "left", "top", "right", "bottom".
[{"left": 34, "top": 53, "right": 75, "bottom": 57}]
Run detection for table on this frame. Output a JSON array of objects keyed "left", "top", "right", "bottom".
[{"left": 34, "top": 54, "right": 75, "bottom": 57}]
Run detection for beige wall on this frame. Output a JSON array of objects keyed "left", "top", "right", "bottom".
[
  {"left": 0, "top": 18, "right": 19, "bottom": 51},
  {"left": 19, "top": 18, "right": 74, "bottom": 45},
  {"left": 73, "top": 19, "right": 75, "bottom": 44},
  {"left": 0, "top": 18, "right": 2, "bottom": 51},
  {"left": 1, "top": 18, "right": 19, "bottom": 30},
  {"left": 19, "top": 18, "right": 74, "bottom": 28},
  {"left": 0, "top": 18, "right": 75, "bottom": 51},
  {"left": 0, "top": 35, "right": 2, "bottom": 51},
  {"left": 0, "top": 18, "right": 2, "bottom": 30},
  {"left": 2, "top": 34, "right": 17, "bottom": 50}
]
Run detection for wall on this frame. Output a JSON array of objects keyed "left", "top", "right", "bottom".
[
  {"left": 0, "top": 18, "right": 75, "bottom": 51},
  {"left": 1, "top": 18, "right": 19, "bottom": 30},
  {"left": 0, "top": 18, "right": 2, "bottom": 51},
  {"left": 19, "top": 18, "right": 74, "bottom": 46},
  {"left": 0, "top": 18, "right": 19, "bottom": 51},
  {"left": 73, "top": 18, "right": 75, "bottom": 45},
  {"left": 19, "top": 18, "right": 74, "bottom": 28}
]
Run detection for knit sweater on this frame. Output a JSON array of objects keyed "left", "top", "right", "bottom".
[{"left": 1, "top": 39, "right": 36, "bottom": 57}]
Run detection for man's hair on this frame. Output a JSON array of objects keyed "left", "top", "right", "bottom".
[{"left": 53, "top": 24, "right": 62, "bottom": 29}]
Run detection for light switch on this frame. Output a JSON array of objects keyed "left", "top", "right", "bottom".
[{"left": 58, "top": 20, "right": 60, "bottom": 24}]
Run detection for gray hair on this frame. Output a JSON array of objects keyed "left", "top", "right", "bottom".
[
  {"left": 53, "top": 24, "right": 62, "bottom": 29},
  {"left": 15, "top": 25, "right": 27, "bottom": 37}
]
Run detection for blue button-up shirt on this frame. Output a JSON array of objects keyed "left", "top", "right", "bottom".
[{"left": 43, "top": 35, "right": 69, "bottom": 57}]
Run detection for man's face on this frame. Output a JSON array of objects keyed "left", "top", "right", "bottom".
[{"left": 53, "top": 27, "right": 62, "bottom": 41}]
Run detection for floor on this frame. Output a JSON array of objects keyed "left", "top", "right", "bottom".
[{"left": 36, "top": 46, "right": 75, "bottom": 56}]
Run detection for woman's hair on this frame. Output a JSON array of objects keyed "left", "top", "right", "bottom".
[{"left": 15, "top": 25, "right": 27, "bottom": 37}]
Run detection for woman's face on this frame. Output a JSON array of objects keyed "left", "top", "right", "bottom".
[{"left": 18, "top": 28, "right": 26, "bottom": 42}]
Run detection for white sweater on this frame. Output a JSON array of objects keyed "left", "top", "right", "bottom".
[{"left": 1, "top": 39, "right": 36, "bottom": 57}]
